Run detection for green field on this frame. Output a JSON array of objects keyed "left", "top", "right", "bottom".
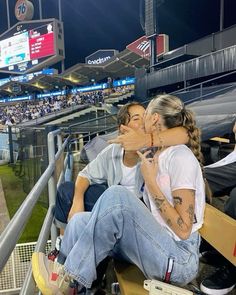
[{"left": 0, "top": 163, "right": 48, "bottom": 243}]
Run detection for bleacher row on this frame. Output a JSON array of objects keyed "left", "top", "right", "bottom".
[{"left": 0, "top": 85, "right": 133, "bottom": 127}]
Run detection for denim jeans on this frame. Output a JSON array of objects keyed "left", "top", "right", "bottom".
[
  {"left": 54, "top": 181, "right": 108, "bottom": 224},
  {"left": 59, "top": 185, "right": 200, "bottom": 288}
]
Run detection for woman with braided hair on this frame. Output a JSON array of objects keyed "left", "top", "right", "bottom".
[
  {"left": 139, "top": 94, "right": 205, "bottom": 240},
  {"left": 31, "top": 94, "right": 205, "bottom": 295}
]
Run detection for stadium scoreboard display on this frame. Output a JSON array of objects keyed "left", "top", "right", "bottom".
[{"left": 0, "top": 18, "right": 65, "bottom": 74}]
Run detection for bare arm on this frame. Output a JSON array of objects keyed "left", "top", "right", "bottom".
[
  {"left": 147, "top": 184, "right": 195, "bottom": 240},
  {"left": 137, "top": 150, "right": 195, "bottom": 240},
  {"left": 109, "top": 125, "right": 189, "bottom": 151},
  {"left": 67, "top": 176, "right": 90, "bottom": 221}
]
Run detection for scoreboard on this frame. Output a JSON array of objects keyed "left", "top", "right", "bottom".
[{"left": 0, "top": 19, "right": 65, "bottom": 74}]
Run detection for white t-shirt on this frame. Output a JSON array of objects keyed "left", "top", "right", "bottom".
[
  {"left": 120, "top": 159, "right": 138, "bottom": 198},
  {"left": 143, "top": 145, "right": 205, "bottom": 241}
]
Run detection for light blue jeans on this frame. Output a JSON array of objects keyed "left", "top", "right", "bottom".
[{"left": 59, "top": 185, "right": 200, "bottom": 288}]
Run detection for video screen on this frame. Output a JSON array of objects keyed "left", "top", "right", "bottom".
[{"left": 0, "top": 22, "right": 55, "bottom": 69}]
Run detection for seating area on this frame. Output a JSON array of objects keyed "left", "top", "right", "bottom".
[
  {"left": 114, "top": 204, "right": 236, "bottom": 295},
  {"left": 0, "top": 85, "right": 134, "bottom": 126}
]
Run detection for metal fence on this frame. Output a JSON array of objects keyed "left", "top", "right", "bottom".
[
  {"left": 0, "top": 129, "right": 71, "bottom": 295},
  {"left": 0, "top": 241, "right": 51, "bottom": 294}
]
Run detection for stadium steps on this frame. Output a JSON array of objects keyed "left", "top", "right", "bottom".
[
  {"left": 17, "top": 104, "right": 89, "bottom": 127},
  {"left": 105, "top": 92, "right": 134, "bottom": 105},
  {"left": 44, "top": 106, "right": 99, "bottom": 125}
]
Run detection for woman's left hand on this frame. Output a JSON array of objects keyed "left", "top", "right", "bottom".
[{"left": 137, "top": 150, "right": 158, "bottom": 186}]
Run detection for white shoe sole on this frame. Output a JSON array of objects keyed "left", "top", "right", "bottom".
[
  {"left": 200, "top": 282, "right": 235, "bottom": 295},
  {"left": 32, "top": 252, "right": 64, "bottom": 295}
]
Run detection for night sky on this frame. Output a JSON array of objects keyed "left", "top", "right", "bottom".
[{"left": 0, "top": 0, "right": 236, "bottom": 71}]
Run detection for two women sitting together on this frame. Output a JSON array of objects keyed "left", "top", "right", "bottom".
[{"left": 32, "top": 94, "right": 208, "bottom": 295}]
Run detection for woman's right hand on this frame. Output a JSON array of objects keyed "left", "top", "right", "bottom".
[
  {"left": 108, "top": 125, "right": 150, "bottom": 151},
  {"left": 136, "top": 150, "right": 158, "bottom": 188}
]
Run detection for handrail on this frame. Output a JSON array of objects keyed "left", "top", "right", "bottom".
[
  {"left": 0, "top": 129, "right": 71, "bottom": 295},
  {"left": 0, "top": 163, "right": 54, "bottom": 271},
  {"left": 173, "top": 70, "right": 236, "bottom": 94},
  {"left": 20, "top": 205, "right": 55, "bottom": 295},
  {"left": 184, "top": 83, "right": 236, "bottom": 104},
  {"left": 68, "top": 112, "right": 116, "bottom": 129},
  {"left": 141, "top": 70, "right": 236, "bottom": 105}
]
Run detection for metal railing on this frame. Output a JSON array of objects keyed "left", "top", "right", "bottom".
[
  {"left": 0, "top": 241, "right": 52, "bottom": 294},
  {"left": 172, "top": 70, "right": 236, "bottom": 104},
  {"left": 0, "top": 129, "right": 71, "bottom": 294},
  {"left": 0, "top": 109, "right": 119, "bottom": 294},
  {"left": 141, "top": 70, "right": 236, "bottom": 106}
]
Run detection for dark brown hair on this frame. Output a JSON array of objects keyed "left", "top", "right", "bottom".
[{"left": 117, "top": 102, "right": 144, "bottom": 127}]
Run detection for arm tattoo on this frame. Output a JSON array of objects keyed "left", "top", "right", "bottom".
[
  {"left": 173, "top": 196, "right": 183, "bottom": 206},
  {"left": 186, "top": 204, "right": 194, "bottom": 222},
  {"left": 166, "top": 219, "right": 172, "bottom": 227},
  {"left": 177, "top": 217, "right": 184, "bottom": 228},
  {"left": 153, "top": 196, "right": 165, "bottom": 211}
]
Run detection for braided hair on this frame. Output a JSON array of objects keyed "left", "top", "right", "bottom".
[{"left": 148, "top": 94, "right": 211, "bottom": 200}]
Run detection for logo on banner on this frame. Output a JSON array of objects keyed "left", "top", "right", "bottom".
[
  {"left": 15, "top": 0, "right": 34, "bottom": 21},
  {"left": 137, "top": 41, "right": 150, "bottom": 52},
  {"left": 126, "top": 34, "right": 169, "bottom": 59},
  {"left": 85, "top": 49, "right": 118, "bottom": 65}
]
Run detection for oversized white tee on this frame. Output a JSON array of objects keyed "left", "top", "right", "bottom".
[{"left": 143, "top": 145, "right": 205, "bottom": 241}]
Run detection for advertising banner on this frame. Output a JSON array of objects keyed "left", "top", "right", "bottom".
[
  {"left": 126, "top": 34, "right": 169, "bottom": 59},
  {"left": 85, "top": 49, "right": 118, "bottom": 65}
]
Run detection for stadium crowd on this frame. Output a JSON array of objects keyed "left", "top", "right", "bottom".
[
  {"left": 0, "top": 84, "right": 134, "bottom": 126},
  {"left": 0, "top": 91, "right": 105, "bottom": 126}
]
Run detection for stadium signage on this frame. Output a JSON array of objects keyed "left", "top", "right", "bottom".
[
  {"left": 0, "top": 19, "right": 64, "bottom": 74},
  {"left": 0, "top": 68, "right": 56, "bottom": 87},
  {"left": 85, "top": 49, "right": 118, "bottom": 65},
  {"left": 126, "top": 34, "right": 169, "bottom": 59},
  {"left": 15, "top": 0, "right": 34, "bottom": 21}
]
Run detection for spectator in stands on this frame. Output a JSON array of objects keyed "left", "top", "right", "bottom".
[
  {"left": 0, "top": 85, "right": 134, "bottom": 126},
  {"left": 32, "top": 94, "right": 205, "bottom": 294},
  {"left": 53, "top": 102, "right": 146, "bottom": 239},
  {"left": 204, "top": 122, "right": 236, "bottom": 198},
  {"left": 53, "top": 102, "right": 188, "bottom": 247},
  {"left": 111, "top": 114, "right": 236, "bottom": 295},
  {"left": 199, "top": 123, "right": 236, "bottom": 295}
]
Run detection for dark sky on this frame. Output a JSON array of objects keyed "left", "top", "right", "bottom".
[{"left": 0, "top": 0, "right": 236, "bottom": 70}]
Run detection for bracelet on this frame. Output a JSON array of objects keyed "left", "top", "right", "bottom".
[{"left": 150, "top": 133, "right": 154, "bottom": 147}]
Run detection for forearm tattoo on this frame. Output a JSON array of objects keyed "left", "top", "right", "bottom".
[
  {"left": 173, "top": 196, "right": 183, "bottom": 206},
  {"left": 177, "top": 217, "right": 184, "bottom": 228},
  {"left": 153, "top": 196, "right": 165, "bottom": 212},
  {"left": 186, "top": 204, "right": 194, "bottom": 223},
  {"left": 166, "top": 219, "right": 172, "bottom": 227}
]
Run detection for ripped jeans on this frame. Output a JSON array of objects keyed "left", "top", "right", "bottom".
[{"left": 58, "top": 185, "right": 200, "bottom": 288}]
